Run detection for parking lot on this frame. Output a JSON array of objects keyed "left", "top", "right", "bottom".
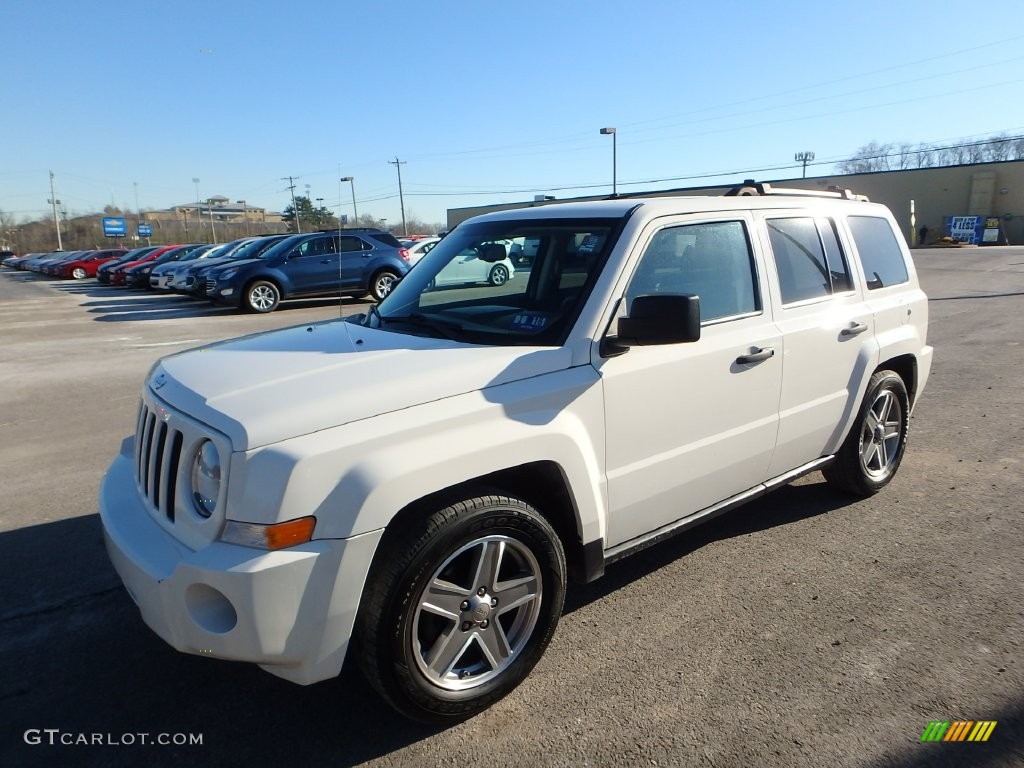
[{"left": 1, "top": 250, "right": 1022, "bottom": 767}]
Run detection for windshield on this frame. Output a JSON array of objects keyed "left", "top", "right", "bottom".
[
  {"left": 232, "top": 234, "right": 296, "bottom": 261},
  {"left": 371, "top": 217, "right": 619, "bottom": 346}
]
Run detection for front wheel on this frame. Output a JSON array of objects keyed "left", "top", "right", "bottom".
[
  {"left": 488, "top": 264, "right": 509, "bottom": 286},
  {"left": 244, "top": 280, "right": 280, "bottom": 313},
  {"left": 824, "top": 369, "right": 910, "bottom": 496},
  {"left": 356, "top": 495, "right": 566, "bottom": 723},
  {"left": 371, "top": 270, "right": 399, "bottom": 302},
  {"left": 72, "top": 267, "right": 87, "bottom": 280}
]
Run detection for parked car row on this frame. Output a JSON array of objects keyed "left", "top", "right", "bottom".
[
  {"left": 2, "top": 248, "right": 129, "bottom": 278},
  {"left": 1, "top": 228, "right": 523, "bottom": 313}
]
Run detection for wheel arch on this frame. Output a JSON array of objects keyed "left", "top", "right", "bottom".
[
  {"left": 877, "top": 353, "right": 918, "bottom": 407},
  {"left": 374, "top": 461, "right": 603, "bottom": 585},
  {"left": 244, "top": 274, "right": 285, "bottom": 300}
]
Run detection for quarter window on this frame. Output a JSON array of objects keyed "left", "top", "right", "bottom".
[
  {"left": 767, "top": 217, "right": 852, "bottom": 303},
  {"left": 627, "top": 221, "right": 759, "bottom": 322},
  {"left": 847, "top": 216, "right": 909, "bottom": 290}
]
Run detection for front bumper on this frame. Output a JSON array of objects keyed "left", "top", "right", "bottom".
[{"left": 99, "top": 441, "right": 383, "bottom": 685}]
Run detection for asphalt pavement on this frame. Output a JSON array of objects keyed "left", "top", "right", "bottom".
[{"left": 0, "top": 250, "right": 1021, "bottom": 767}]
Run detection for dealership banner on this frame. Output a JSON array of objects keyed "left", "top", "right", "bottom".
[{"left": 946, "top": 216, "right": 1003, "bottom": 244}]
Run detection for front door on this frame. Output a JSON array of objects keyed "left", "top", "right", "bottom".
[{"left": 598, "top": 216, "right": 783, "bottom": 548}]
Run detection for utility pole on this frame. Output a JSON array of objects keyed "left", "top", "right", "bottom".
[
  {"left": 389, "top": 157, "right": 408, "bottom": 236},
  {"left": 282, "top": 176, "right": 301, "bottom": 233},
  {"left": 48, "top": 170, "right": 63, "bottom": 250},
  {"left": 182, "top": 208, "right": 189, "bottom": 238},
  {"left": 794, "top": 151, "right": 815, "bottom": 179}
]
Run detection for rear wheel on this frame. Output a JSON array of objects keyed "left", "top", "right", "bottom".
[
  {"left": 488, "top": 264, "right": 509, "bottom": 286},
  {"left": 357, "top": 494, "right": 566, "bottom": 723},
  {"left": 824, "top": 370, "right": 910, "bottom": 496},
  {"left": 244, "top": 280, "right": 280, "bottom": 313},
  {"left": 371, "top": 270, "right": 399, "bottom": 302}
]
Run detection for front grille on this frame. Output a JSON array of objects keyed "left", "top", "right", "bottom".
[
  {"left": 205, "top": 279, "right": 216, "bottom": 295},
  {"left": 185, "top": 276, "right": 195, "bottom": 287},
  {"left": 135, "top": 402, "right": 184, "bottom": 521}
]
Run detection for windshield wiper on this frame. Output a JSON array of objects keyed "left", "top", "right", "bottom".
[{"left": 379, "top": 311, "right": 463, "bottom": 340}]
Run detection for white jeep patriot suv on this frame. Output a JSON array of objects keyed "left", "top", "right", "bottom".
[{"left": 100, "top": 182, "right": 932, "bottom": 722}]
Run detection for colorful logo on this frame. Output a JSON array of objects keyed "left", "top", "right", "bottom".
[{"left": 921, "top": 721, "right": 997, "bottom": 742}]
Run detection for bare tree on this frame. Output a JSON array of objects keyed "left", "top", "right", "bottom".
[{"left": 840, "top": 131, "right": 1024, "bottom": 173}]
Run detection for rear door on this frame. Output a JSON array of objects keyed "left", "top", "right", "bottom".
[{"left": 757, "top": 211, "right": 877, "bottom": 476}]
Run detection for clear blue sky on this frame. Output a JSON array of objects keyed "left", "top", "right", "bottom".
[{"left": 4, "top": 0, "right": 1023, "bottom": 229}]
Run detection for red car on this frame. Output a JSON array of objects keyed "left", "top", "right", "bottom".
[
  {"left": 57, "top": 249, "right": 127, "bottom": 279},
  {"left": 109, "top": 245, "right": 180, "bottom": 286}
]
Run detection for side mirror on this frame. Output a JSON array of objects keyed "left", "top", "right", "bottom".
[
  {"left": 604, "top": 294, "right": 701, "bottom": 355},
  {"left": 477, "top": 243, "right": 507, "bottom": 263}
]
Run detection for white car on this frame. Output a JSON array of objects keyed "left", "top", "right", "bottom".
[
  {"left": 101, "top": 183, "right": 932, "bottom": 723},
  {"left": 400, "top": 237, "right": 440, "bottom": 265},
  {"left": 428, "top": 241, "right": 515, "bottom": 288}
]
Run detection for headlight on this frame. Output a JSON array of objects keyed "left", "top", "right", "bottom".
[
  {"left": 218, "top": 268, "right": 238, "bottom": 281},
  {"left": 190, "top": 440, "right": 221, "bottom": 517}
]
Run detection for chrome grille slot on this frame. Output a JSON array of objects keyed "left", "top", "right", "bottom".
[
  {"left": 205, "top": 278, "right": 216, "bottom": 295},
  {"left": 140, "top": 412, "right": 156, "bottom": 496},
  {"left": 151, "top": 421, "right": 167, "bottom": 509},
  {"left": 165, "top": 431, "right": 183, "bottom": 521}
]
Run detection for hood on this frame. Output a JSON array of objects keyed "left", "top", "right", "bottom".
[{"left": 151, "top": 320, "right": 572, "bottom": 450}]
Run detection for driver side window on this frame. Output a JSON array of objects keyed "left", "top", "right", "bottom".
[{"left": 626, "top": 220, "right": 759, "bottom": 322}]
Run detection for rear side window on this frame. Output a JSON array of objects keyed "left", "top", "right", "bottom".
[
  {"left": 370, "top": 233, "right": 403, "bottom": 248},
  {"left": 340, "top": 236, "right": 370, "bottom": 252},
  {"left": 627, "top": 220, "right": 759, "bottom": 322},
  {"left": 767, "top": 217, "right": 852, "bottom": 303},
  {"left": 847, "top": 216, "right": 909, "bottom": 290}
]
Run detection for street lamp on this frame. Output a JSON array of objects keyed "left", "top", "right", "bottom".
[
  {"left": 237, "top": 200, "right": 249, "bottom": 236},
  {"left": 599, "top": 127, "right": 617, "bottom": 196},
  {"left": 316, "top": 197, "right": 324, "bottom": 226},
  {"left": 340, "top": 177, "right": 358, "bottom": 226},
  {"left": 192, "top": 178, "right": 203, "bottom": 238}
]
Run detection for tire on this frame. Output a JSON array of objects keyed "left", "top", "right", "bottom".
[
  {"left": 244, "top": 280, "right": 280, "bottom": 313},
  {"left": 823, "top": 370, "right": 910, "bottom": 496},
  {"left": 356, "top": 494, "right": 567, "bottom": 723},
  {"left": 72, "top": 267, "right": 87, "bottom": 280},
  {"left": 371, "top": 270, "right": 399, "bottom": 302},
  {"left": 488, "top": 264, "right": 509, "bottom": 286}
]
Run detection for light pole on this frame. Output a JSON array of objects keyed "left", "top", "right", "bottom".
[
  {"left": 794, "top": 151, "right": 815, "bottom": 178},
  {"left": 599, "top": 127, "right": 617, "bottom": 196},
  {"left": 340, "top": 176, "right": 357, "bottom": 226},
  {"left": 192, "top": 178, "right": 202, "bottom": 238},
  {"left": 48, "top": 170, "right": 63, "bottom": 250},
  {"left": 316, "top": 197, "right": 324, "bottom": 227},
  {"left": 237, "top": 200, "right": 249, "bottom": 236}
]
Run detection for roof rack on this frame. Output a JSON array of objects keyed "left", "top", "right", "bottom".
[{"left": 724, "top": 179, "right": 869, "bottom": 202}]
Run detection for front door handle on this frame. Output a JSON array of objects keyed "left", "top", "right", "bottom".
[
  {"left": 841, "top": 322, "right": 869, "bottom": 337},
  {"left": 735, "top": 347, "right": 775, "bottom": 365}
]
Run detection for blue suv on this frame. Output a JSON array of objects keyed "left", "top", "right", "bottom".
[{"left": 204, "top": 229, "right": 410, "bottom": 312}]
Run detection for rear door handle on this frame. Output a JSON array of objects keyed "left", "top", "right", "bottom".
[
  {"left": 841, "top": 322, "right": 869, "bottom": 337},
  {"left": 735, "top": 347, "right": 775, "bottom": 365}
]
